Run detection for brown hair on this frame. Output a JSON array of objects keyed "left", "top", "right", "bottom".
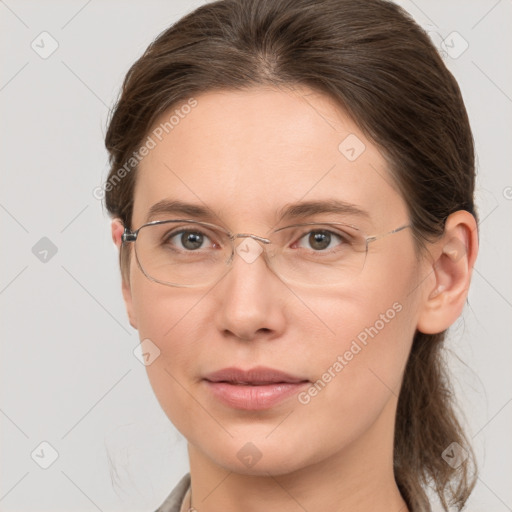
[{"left": 104, "top": 0, "right": 478, "bottom": 509}]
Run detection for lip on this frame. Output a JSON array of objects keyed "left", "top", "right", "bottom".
[
  {"left": 204, "top": 366, "right": 307, "bottom": 385},
  {"left": 203, "top": 366, "right": 309, "bottom": 410}
]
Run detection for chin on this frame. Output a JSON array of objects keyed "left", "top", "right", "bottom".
[
  {"left": 202, "top": 438, "right": 315, "bottom": 477},
  {"left": 225, "top": 456, "right": 308, "bottom": 477}
]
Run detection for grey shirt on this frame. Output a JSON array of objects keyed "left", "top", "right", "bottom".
[{"left": 155, "top": 473, "right": 191, "bottom": 512}]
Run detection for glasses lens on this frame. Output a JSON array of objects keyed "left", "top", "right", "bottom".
[
  {"left": 133, "top": 221, "right": 369, "bottom": 287},
  {"left": 268, "top": 223, "right": 368, "bottom": 286},
  {"left": 135, "top": 221, "right": 231, "bottom": 286}
]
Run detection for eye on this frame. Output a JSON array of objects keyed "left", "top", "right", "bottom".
[
  {"left": 295, "top": 229, "right": 346, "bottom": 251},
  {"left": 165, "top": 229, "right": 215, "bottom": 251}
]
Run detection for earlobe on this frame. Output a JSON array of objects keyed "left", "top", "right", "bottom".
[
  {"left": 111, "top": 218, "right": 138, "bottom": 330},
  {"left": 416, "top": 211, "right": 478, "bottom": 335}
]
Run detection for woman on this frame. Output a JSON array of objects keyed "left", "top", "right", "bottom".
[{"left": 104, "top": 0, "right": 479, "bottom": 510}]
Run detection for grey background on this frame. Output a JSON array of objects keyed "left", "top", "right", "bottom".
[{"left": 1, "top": 1, "right": 511, "bottom": 510}]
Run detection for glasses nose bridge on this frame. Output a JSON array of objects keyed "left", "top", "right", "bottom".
[
  {"left": 228, "top": 232, "right": 277, "bottom": 278},
  {"left": 234, "top": 232, "right": 271, "bottom": 245},
  {"left": 229, "top": 233, "right": 273, "bottom": 269}
]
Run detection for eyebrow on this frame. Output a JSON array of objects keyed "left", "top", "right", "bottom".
[
  {"left": 145, "top": 198, "right": 370, "bottom": 224},
  {"left": 276, "top": 199, "right": 370, "bottom": 222},
  {"left": 146, "top": 200, "right": 217, "bottom": 223}
]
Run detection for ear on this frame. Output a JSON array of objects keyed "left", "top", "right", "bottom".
[
  {"left": 111, "top": 218, "right": 138, "bottom": 330},
  {"left": 416, "top": 210, "right": 479, "bottom": 335}
]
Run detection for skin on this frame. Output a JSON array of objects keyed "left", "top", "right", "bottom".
[{"left": 111, "top": 86, "right": 478, "bottom": 512}]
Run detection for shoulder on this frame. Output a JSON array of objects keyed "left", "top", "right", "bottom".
[{"left": 154, "top": 473, "right": 191, "bottom": 512}]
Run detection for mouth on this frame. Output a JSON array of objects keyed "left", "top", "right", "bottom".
[
  {"left": 203, "top": 366, "right": 310, "bottom": 410},
  {"left": 203, "top": 366, "right": 309, "bottom": 385}
]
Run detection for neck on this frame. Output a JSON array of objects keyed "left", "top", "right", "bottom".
[{"left": 186, "top": 397, "right": 409, "bottom": 512}]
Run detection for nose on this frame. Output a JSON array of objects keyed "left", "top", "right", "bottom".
[{"left": 213, "top": 236, "right": 287, "bottom": 342}]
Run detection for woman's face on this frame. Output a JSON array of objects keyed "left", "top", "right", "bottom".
[{"left": 120, "top": 86, "right": 430, "bottom": 475}]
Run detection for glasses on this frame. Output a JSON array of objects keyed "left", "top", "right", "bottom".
[{"left": 121, "top": 219, "right": 411, "bottom": 288}]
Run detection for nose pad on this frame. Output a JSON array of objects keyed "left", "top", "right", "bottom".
[
  {"left": 234, "top": 236, "right": 267, "bottom": 265},
  {"left": 233, "top": 234, "right": 271, "bottom": 263}
]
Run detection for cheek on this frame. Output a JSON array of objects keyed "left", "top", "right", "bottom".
[
  {"left": 296, "top": 255, "right": 419, "bottom": 400},
  {"left": 129, "top": 254, "right": 206, "bottom": 339},
  {"left": 285, "top": 286, "right": 416, "bottom": 460},
  {"left": 299, "top": 286, "right": 414, "bottom": 391},
  {"left": 129, "top": 272, "right": 232, "bottom": 438}
]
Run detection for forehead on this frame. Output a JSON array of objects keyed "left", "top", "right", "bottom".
[{"left": 132, "top": 86, "right": 407, "bottom": 230}]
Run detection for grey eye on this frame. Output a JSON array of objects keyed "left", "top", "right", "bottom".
[
  {"left": 166, "top": 230, "right": 212, "bottom": 250},
  {"left": 297, "top": 230, "right": 344, "bottom": 251}
]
